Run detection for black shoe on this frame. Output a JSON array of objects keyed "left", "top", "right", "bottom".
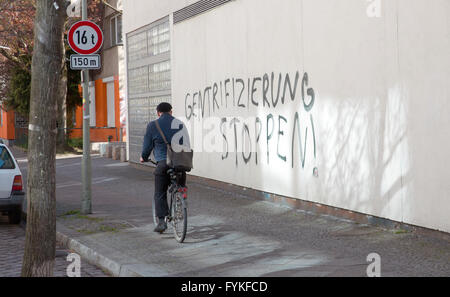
[{"left": 154, "top": 220, "right": 167, "bottom": 233}]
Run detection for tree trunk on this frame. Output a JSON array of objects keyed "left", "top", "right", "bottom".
[
  {"left": 56, "top": 37, "right": 67, "bottom": 154},
  {"left": 22, "top": 0, "right": 67, "bottom": 277}
]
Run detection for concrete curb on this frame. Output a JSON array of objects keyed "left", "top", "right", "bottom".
[{"left": 56, "top": 230, "right": 144, "bottom": 277}]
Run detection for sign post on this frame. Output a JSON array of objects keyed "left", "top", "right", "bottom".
[{"left": 67, "top": 1, "right": 103, "bottom": 214}]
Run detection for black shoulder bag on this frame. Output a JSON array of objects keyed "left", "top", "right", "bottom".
[{"left": 155, "top": 120, "right": 193, "bottom": 171}]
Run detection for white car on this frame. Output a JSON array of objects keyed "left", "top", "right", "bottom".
[{"left": 0, "top": 143, "right": 24, "bottom": 224}]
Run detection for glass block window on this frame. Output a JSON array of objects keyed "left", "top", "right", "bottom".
[
  {"left": 149, "top": 61, "right": 171, "bottom": 92},
  {"left": 128, "top": 66, "right": 148, "bottom": 95},
  {"left": 126, "top": 17, "right": 171, "bottom": 163},
  {"left": 127, "top": 20, "right": 170, "bottom": 63},
  {"left": 127, "top": 31, "right": 147, "bottom": 63},
  {"left": 148, "top": 22, "right": 170, "bottom": 56},
  {"left": 127, "top": 95, "right": 171, "bottom": 163},
  {"left": 148, "top": 96, "right": 170, "bottom": 121}
]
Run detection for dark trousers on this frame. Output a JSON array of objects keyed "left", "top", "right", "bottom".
[{"left": 154, "top": 161, "right": 186, "bottom": 219}]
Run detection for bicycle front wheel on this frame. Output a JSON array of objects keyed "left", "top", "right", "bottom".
[{"left": 171, "top": 192, "right": 187, "bottom": 243}]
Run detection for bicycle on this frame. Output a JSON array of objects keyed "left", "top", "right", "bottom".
[{"left": 149, "top": 161, "right": 188, "bottom": 243}]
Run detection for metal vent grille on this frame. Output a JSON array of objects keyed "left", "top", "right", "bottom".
[{"left": 174, "top": 0, "right": 232, "bottom": 24}]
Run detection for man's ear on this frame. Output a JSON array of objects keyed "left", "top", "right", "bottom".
[
  {"left": 157, "top": 111, "right": 161, "bottom": 117},
  {"left": 169, "top": 111, "right": 173, "bottom": 115}
]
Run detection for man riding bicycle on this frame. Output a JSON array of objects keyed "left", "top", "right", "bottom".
[{"left": 140, "top": 102, "right": 189, "bottom": 233}]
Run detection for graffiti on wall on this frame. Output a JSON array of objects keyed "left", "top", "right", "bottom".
[{"left": 184, "top": 71, "right": 317, "bottom": 170}]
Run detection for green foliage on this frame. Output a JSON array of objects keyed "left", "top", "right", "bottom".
[
  {"left": 16, "top": 140, "right": 28, "bottom": 151},
  {"left": 4, "top": 55, "right": 31, "bottom": 117},
  {"left": 3, "top": 44, "right": 82, "bottom": 120},
  {"left": 66, "top": 42, "right": 82, "bottom": 111},
  {"left": 67, "top": 137, "right": 83, "bottom": 149},
  {"left": 61, "top": 209, "right": 80, "bottom": 216}
]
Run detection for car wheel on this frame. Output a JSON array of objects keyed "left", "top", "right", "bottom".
[{"left": 8, "top": 208, "right": 21, "bottom": 224}]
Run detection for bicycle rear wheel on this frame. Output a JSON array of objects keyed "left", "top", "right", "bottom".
[{"left": 171, "top": 192, "right": 187, "bottom": 243}]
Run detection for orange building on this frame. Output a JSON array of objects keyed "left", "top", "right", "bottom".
[
  {"left": 70, "top": 0, "right": 126, "bottom": 144},
  {"left": 0, "top": 107, "right": 15, "bottom": 145},
  {"left": 72, "top": 75, "right": 124, "bottom": 142}
]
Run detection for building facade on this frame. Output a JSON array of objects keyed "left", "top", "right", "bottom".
[
  {"left": 0, "top": 107, "right": 15, "bottom": 145},
  {"left": 72, "top": 0, "right": 126, "bottom": 143},
  {"left": 123, "top": 0, "right": 450, "bottom": 233}
]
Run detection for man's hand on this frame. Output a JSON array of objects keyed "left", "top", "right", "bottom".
[{"left": 140, "top": 157, "right": 145, "bottom": 163}]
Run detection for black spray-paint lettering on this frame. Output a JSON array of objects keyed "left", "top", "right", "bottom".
[
  {"left": 185, "top": 93, "right": 192, "bottom": 120},
  {"left": 282, "top": 71, "right": 300, "bottom": 103},
  {"left": 310, "top": 113, "right": 316, "bottom": 159},
  {"left": 292, "top": 112, "right": 308, "bottom": 168},
  {"left": 185, "top": 72, "right": 314, "bottom": 118},
  {"left": 211, "top": 86, "right": 219, "bottom": 113},
  {"left": 213, "top": 83, "right": 219, "bottom": 113},
  {"left": 242, "top": 123, "right": 252, "bottom": 164},
  {"left": 230, "top": 118, "right": 240, "bottom": 166},
  {"left": 271, "top": 72, "right": 282, "bottom": 108},
  {"left": 224, "top": 79, "right": 230, "bottom": 109},
  {"left": 205, "top": 86, "right": 214, "bottom": 115},
  {"left": 197, "top": 90, "right": 207, "bottom": 118},
  {"left": 184, "top": 71, "right": 317, "bottom": 170},
  {"left": 302, "top": 72, "right": 315, "bottom": 112},
  {"left": 251, "top": 77, "right": 261, "bottom": 107},
  {"left": 236, "top": 78, "right": 245, "bottom": 108},
  {"left": 262, "top": 74, "right": 270, "bottom": 108},
  {"left": 192, "top": 92, "right": 198, "bottom": 119},
  {"left": 185, "top": 72, "right": 312, "bottom": 116},
  {"left": 232, "top": 78, "right": 235, "bottom": 106},
  {"left": 220, "top": 118, "right": 228, "bottom": 160},
  {"left": 255, "top": 117, "right": 262, "bottom": 165},
  {"left": 277, "top": 115, "right": 287, "bottom": 162},
  {"left": 266, "top": 114, "right": 274, "bottom": 164},
  {"left": 247, "top": 78, "right": 250, "bottom": 109}
]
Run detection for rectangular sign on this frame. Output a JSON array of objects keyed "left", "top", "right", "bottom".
[{"left": 70, "top": 54, "right": 101, "bottom": 70}]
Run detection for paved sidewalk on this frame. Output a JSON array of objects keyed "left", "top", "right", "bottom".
[{"left": 11, "top": 146, "right": 450, "bottom": 277}]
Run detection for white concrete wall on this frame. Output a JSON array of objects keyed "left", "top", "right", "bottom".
[
  {"left": 124, "top": 0, "right": 450, "bottom": 233},
  {"left": 123, "top": 0, "right": 197, "bottom": 34}
]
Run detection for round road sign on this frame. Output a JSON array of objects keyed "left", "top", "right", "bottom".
[{"left": 68, "top": 20, "right": 103, "bottom": 55}]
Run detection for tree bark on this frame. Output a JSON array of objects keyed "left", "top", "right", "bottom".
[
  {"left": 56, "top": 35, "right": 67, "bottom": 154},
  {"left": 22, "top": 0, "right": 68, "bottom": 277}
]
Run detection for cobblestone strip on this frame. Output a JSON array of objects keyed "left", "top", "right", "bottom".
[{"left": 0, "top": 222, "right": 108, "bottom": 277}]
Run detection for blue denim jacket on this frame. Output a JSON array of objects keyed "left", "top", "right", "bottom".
[{"left": 141, "top": 113, "right": 186, "bottom": 162}]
